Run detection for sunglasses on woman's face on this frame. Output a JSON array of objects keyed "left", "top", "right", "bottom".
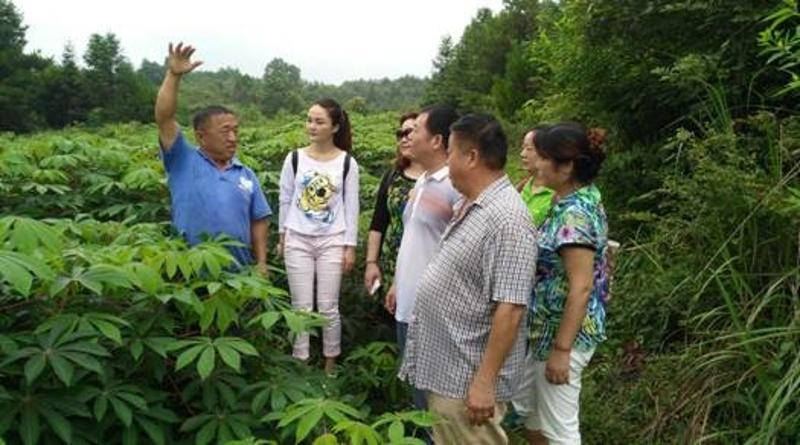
[{"left": 395, "top": 128, "right": 413, "bottom": 140}]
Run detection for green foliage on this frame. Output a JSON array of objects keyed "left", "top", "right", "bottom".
[
  {"left": 0, "top": 8, "right": 157, "bottom": 133},
  {"left": 424, "top": 0, "right": 541, "bottom": 114},
  {"left": 262, "top": 398, "right": 436, "bottom": 445},
  {"left": 1, "top": 11, "right": 426, "bottom": 133},
  {"left": 167, "top": 65, "right": 428, "bottom": 125},
  {"left": 81, "top": 33, "right": 154, "bottom": 125},
  {"left": 261, "top": 58, "right": 305, "bottom": 116},
  {"left": 170, "top": 337, "right": 259, "bottom": 380},
  {"left": 759, "top": 0, "right": 800, "bottom": 96},
  {"left": 3, "top": 1, "right": 799, "bottom": 443},
  {"left": 0, "top": 249, "right": 54, "bottom": 296},
  {"left": 420, "top": 0, "right": 800, "bottom": 442},
  {"left": 0, "top": 0, "right": 50, "bottom": 132},
  {"left": 0, "top": 112, "right": 422, "bottom": 444},
  {"left": 38, "top": 44, "right": 89, "bottom": 128}
]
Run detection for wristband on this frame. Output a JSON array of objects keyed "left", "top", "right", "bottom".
[
  {"left": 366, "top": 260, "right": 378, "bottom": 265},
  {"left": 553, "top": 343, "right": 572, "bottom": 353}
]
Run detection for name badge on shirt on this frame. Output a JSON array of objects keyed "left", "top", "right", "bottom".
[{"left": 238, "top": 176, "right": 254, "bottom": 194}]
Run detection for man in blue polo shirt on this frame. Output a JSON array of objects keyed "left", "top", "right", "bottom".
[{"left": 154, "top": 42, "right": 271, "bottom": 271}]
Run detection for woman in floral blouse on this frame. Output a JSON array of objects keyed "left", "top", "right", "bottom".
[
  {"left": 519, "top": 122, "right": 610, "bottom": 445},
  {"left": 363, "top": 112, "right": 424, "bottom": 295}
]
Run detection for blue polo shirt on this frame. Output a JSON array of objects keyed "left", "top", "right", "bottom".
[{"left": 160, "top": 131, "right": 271, "bottom": 266}]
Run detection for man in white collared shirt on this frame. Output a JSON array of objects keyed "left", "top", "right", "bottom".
[{"left": 385, "top": 105, "right": 461, "bottom": 412}]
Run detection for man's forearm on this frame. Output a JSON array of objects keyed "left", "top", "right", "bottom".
[
  {"left": 155, "top": 71, "right": 181, "bottom": 125},
  {"left": 473, "top": 303, "right": 526, "bottom": 385},
  {"left": 251, "top": 219, "right": 268, "bottom": 264}
]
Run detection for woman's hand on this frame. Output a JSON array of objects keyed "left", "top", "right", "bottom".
[
  {"left": 364, "top": 262, "right": 381, "bottom": 294},
  {"left": 545, "top": 349, "right": 571, "bottom": 385},
  {"left": 547, "top": 246, "right": 594, "bottom": 385},
  {"left": 342, "top": 246, "right": 356, "bottom": 273}
]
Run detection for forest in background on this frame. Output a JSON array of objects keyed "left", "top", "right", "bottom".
[{"left": 0, "top": 0, "right": 427, "bottom": 132}]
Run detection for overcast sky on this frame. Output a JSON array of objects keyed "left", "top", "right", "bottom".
[{"left": 14, "top": 0, "right": 504, "bottom": 84}]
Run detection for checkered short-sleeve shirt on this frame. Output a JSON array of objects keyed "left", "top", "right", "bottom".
[{"left": 398, "top": 175, "right": 538, "bottom": 401}]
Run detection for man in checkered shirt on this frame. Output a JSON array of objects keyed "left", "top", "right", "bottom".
[{"left": 399, "top": 113, "right": 537, "bottom": 444}]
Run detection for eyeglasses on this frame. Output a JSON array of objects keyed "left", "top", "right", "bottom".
[{"left": 395, "top": 128, "right": 413, "bottom": 140}]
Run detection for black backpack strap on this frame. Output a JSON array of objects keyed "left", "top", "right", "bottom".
[
  {"left": 291, "top": 149, "right": 299, "bottom": 177},
  {"left": 341, "top": 152, "right": 352, "bottom": 200}
]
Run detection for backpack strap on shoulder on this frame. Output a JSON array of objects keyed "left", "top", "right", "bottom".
[
  {"left": 341, "top": 152, "right": 352, "bottom": 200},
  {"left": 291, "top": 150, "right": 299, "bottom": 177}
]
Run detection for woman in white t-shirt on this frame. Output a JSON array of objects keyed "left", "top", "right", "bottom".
[{"left": 277, "top": 98, "right": 360, "bottom": 374}]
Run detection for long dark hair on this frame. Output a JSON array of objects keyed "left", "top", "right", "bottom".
[
  {"left": 394, "top": 111, "right": 418, "bottom": 171},
  {"left": 313, "top": 98, "right": 352, "bottom": 152}
]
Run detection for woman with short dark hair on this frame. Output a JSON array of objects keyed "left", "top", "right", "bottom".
[{"left": 518, "top": 122, "right": 610, "bottom": 445}]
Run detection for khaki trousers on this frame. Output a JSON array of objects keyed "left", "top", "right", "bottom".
[{"left": 427, "top": 392, "right": 509, "bottom": 445}]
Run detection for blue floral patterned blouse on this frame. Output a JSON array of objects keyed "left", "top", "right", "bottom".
[{"left": 530, "top": 184, "right": 609, "bottom": 360}]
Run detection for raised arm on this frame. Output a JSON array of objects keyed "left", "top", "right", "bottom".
[{"left": 155, "top": 42, "right": 203, "bottom": 149}]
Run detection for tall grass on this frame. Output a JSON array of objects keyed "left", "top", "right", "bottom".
[
  {"left": 580, "top": 96, "right": 800, "bottom": 443},
  {"left": 654, "top": 112, "right": 800, "bottom": 443}
]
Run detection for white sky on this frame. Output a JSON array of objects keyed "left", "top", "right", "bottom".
[{"left": 15, "top": 0, "right": 504, "bottom": 84}]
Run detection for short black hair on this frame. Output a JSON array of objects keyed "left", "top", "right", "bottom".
[
  {"left": 192, "top": 105, "right": 236, "bottom": 130},
  {"left": 420, "top": 105, "right": 459, "bottom": 149},
  {"left": 449, "top": 113, "right": 508, "bottom": 170}
]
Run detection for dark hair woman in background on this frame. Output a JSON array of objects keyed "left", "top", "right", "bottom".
[{"left": 363, "top": 112, "right": 424, "bottom": 295}]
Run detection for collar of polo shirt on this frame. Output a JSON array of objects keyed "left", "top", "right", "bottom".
[
  {"left": 198, "top": 148, "right": 243, "bottom": 169},
  {"left": 421, "top": 165, "right": 450, "bottom": 182}
]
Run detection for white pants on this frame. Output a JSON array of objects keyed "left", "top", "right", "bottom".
[
  {"left": 512, "top": 348, "right": 595, "bottom": 445},
  {"left": 283, "top": 230, "right": 344, "bottom": 360}
]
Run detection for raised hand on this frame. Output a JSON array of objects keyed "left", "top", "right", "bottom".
[{"left": 167, "top": 42, "right": 203, "bottom": 76}]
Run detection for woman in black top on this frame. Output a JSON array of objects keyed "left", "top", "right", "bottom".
[{"left": 364, "top": 112, "right": 424, "bottom": 297}]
